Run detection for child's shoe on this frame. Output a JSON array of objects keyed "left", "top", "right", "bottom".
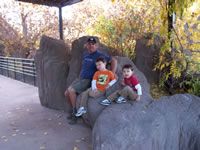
[
  {"left": 100, "top": 99, "right": 111, "bottom": 106},
  {"left": 115, "top": 96, "right": 127, "bottom": 103},
  {"left": 75, "top": 107, "right": 86, "bottom": 117}
]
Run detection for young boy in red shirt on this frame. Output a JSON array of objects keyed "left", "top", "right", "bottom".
[{"left": 101, "top": 64, "right": 142, "bottom": 105}]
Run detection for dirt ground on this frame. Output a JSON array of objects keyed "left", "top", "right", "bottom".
[{"left": 0, "top": 75, "right": 92, "bottom": 150}]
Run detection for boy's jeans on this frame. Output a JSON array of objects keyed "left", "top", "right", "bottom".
[
  {"left": 80, "top": 88, "right": 105, "bottom": 107},
  {"left": 107, "top": 86, "right": 137, "bottom": 102}
]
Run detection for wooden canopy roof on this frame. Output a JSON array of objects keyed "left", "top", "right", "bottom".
[{"left": 15, "top": 0, "right": 83, "bottom": 7}]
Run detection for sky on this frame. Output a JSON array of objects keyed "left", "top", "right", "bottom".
[
  {"left": 0, "top": 0, "right": 112, "bottom": 27},
  {"left": 0, "top": 0, "right": 199, "bottom": 34}
]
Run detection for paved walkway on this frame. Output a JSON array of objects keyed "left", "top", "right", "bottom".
[{"left": 0, "top": 75, "right": 92, "bottom": 150}]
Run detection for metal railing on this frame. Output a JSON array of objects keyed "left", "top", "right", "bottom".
[{"left": 0, "top": 56, "right": 37, "bottom": 86}]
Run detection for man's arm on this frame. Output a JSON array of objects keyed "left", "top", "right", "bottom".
[{"left": 110, "top": 57, "right": 118, "bottom": 79}]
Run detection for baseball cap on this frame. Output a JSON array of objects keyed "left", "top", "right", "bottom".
[{"left": 87, "top": 37, "right": 96, "bottom": 44}]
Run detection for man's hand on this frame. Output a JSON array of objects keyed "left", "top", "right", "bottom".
[
  {"left": 110, "top": 57, "right": 118, "bottom": 80},
  {"left": 114, "top": 73, "right": 118, "bottom": 80}
]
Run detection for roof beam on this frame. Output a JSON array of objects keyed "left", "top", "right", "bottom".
[
  {"left": 15, "top": 0, "right": 83, "bottom": 7},
  {"left": 61, "top": 0, "right": 83, "bottom": 7}
]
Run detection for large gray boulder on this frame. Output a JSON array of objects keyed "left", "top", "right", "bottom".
[
  {"left": 92, "top": 94, "right": 200, "bottom": 150},
  {"left": 34, "top": 35, "right": 71, "bottom": 111}
]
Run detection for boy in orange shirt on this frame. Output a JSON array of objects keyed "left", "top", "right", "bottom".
[{"left": 75, "top": 56, "right": 116, "bottom": 117}]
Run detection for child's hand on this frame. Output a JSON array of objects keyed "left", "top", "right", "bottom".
[
  {"left": 93, "top": 89, "right": 98, "bottom": 93},
  {"left": 136, "top": 95, "right": 141, "bottom": 101},
  {"left": 120, "top": 82, "right": 125, "bottom": 86},
  {"left": 105, "top": 85, "right": 110, "bottom": 90}
]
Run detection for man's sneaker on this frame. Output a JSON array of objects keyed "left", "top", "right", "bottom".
[
  {"left": 100, "top": 99, "right": 111, "bottom": 106},
  {"left": 115, "top": 96, "right": 127, "bottom": 104},
  {"left": 68, "top": 114, "right": 77, "bottom": 125},
  {"left": 75, "top": 107, "right": 86, "bottom": 117},
  {"left": 66, "top": 113, "right": 73, "bottom": 120}
]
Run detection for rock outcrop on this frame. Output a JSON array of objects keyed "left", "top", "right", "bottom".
[
  {"left": 134, "top": 33, "right": 162, "bottom": 84},
  {"left": 92, "top": 94, "right": 200, "bottom": 150},
  {"left": 35, "top": 35, "right": 200, "bottom": 150},
  {"left": 34, "top": 35, "right": 71, "bottom": 111}
]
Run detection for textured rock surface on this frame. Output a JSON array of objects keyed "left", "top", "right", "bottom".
[
  {"left": 134, "top": 33, "right": 162, "bottom": 84},
  {"left": 34, "top": 35, "right": 71, "bottom": 111},
  {"left": 34, "top": 36, "right": 200, "bottom": 150},
  {"left": 92, "top": 94, "right": 200, "bottom": 150}
]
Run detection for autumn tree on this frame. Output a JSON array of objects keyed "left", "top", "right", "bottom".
[
  {"left": 0, "top": 0, "right": 59, "bottom": 58},
  {"left": 151, "top": 0, "right": 200, "bottom": 95},
  {"left": 89, "top": 0, "right": 161, "bottom": 58},
  {"left": 62, "top": 0, "right": 108, "bottom": 45},
  {"left": 91, "top": 0, "right": 200, "bottom": 95}
]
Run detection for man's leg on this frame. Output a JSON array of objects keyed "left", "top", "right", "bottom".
[
  {"left": 64, "top": 89, "right": 73, "bottom": 119},
  {"left": 64, "top": 89, "right": 71, "bottom": 105},
  {"left": 64, "top": 79, "right": 91, "bottom": 123},
  {"left": 67, "top": 86, "right": 77, "bottom": 114},
  {"left": 64, "top": 86, "right": 78, "bottom": 124}
]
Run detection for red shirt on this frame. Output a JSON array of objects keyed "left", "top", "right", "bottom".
[{"left": 124, "top": 75, "right": 139, "bottom": 92}]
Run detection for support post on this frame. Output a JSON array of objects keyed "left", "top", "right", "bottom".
[
  {"left": 59, "top": 7, "right": 63, "bottom": 40},
  {"left": 168, "top": 0, "right": 175, "bottom": 55}
]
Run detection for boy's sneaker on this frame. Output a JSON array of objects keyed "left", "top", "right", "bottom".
[
  {"left": 100, "top": 99, "right": 111, "bottom": 106},
  {"left": 75, "top": 107, "right": 86, "bottom": 117},
  {"left": 115, "top": 96, "right": 127, "bottom": 104}
]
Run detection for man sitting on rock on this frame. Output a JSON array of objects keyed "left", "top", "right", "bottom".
[
  {"left": 75, "top": 56, "right": 117, "bottom": 117},
  {"left": 64, "top": 37, "right": 118, "bottom": 124},
  {"left": 101, "top": 64, "right": 142, "bottom": 105}
]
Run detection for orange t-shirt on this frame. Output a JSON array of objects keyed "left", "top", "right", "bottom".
[{"left": 93, "top": 70, "right": 115, "bottom": 91}]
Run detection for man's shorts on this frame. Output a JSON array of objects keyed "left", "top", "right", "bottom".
[{"left": 71, "top": 78, "right": 91, "bottom": 94}]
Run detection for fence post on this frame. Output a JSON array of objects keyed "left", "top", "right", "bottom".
[
  {"left": 14, "top": 58, "right": 16, "bottom": 80},
  {"left": 22, "top": 59, "right": 25, "bottom": 83},
  {"left": 33, "top": 61, "right": 36, "bottom": 86},
  {"left": 0, "top": 57, "right": 2, "bottom": 75},
  {"left": 7, "top": 57, "right": 9, "bottom": 77}
]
